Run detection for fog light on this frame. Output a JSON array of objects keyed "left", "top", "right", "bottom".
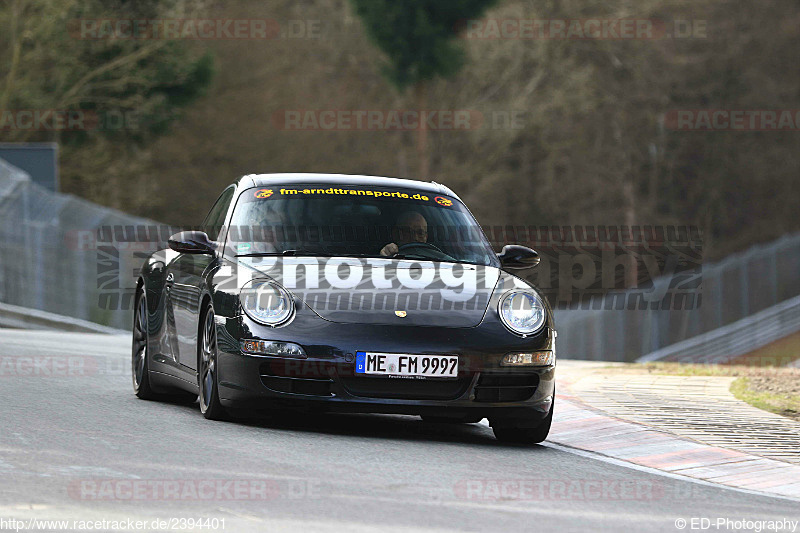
[
  {"left": 501, "top": 351, "right": 554, "bottom": 366},
  {"left": 240, "top": 339, "right": 306, "bottom": 358}
]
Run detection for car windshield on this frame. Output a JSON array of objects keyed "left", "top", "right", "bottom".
[{"left": 225, "top": 184, "right": 499, "bottom": 266}]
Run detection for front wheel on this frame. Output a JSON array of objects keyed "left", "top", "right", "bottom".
[
  {"left": 198, "top": 305, "right": 228, "bottom": 420},
  {"left": 492, "top": 399, "right": 554, "bottom": 445}
]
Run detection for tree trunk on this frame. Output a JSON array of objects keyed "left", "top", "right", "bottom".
[{"left": 415, "top": 82, "right": 429, "bottom": 178}]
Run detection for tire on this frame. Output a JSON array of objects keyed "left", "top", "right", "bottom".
[
  {"left": 132, "top": 286, "right": 159, "bottom": 400},
  {"left": 132, "top": 286, "right": 198, "bottom": 404},
  {"left": 492, "top": 399, "right": 554, "bottom": 445},
  {"left": 421, "top": 415, "right": 483, "bottom": 424},
  {"left": 198, "top": 304, "right": 228, "bottom": 420}
]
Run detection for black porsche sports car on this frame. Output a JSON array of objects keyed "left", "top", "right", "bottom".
[{"left": 132, "top": 173, "right": 556, "bottom": 443}]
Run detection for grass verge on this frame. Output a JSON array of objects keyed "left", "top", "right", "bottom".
[{"left": 730, "top": 376, "right": 800, "bottom": 421}]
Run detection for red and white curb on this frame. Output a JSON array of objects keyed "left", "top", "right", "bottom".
[{"left": 547, "top": 391, "right": 800, "bottom": 500}]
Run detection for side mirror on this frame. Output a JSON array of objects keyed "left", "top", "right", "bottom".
[
  {"left": 497, "top": 244, "right": 540, "bottom": 270},
  {"left": 168, "top": 231, "right": 217, "bottom": 255}
]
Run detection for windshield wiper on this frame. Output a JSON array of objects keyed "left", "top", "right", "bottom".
[
  {"left": 238, "top": 250, "right": 374, "bottom": 258},
  {"left": 236, "top": 250, "right": 311, "bottom": 257},
  {"left": 391, "top": 254, "right": 487, "bottom": 266}
]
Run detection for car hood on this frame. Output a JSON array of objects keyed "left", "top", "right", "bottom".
[{"left": 233, "top": 257, "right": 524, "bottom": 328}]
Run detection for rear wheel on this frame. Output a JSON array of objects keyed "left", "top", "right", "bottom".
[
  {"left": 492, "top": 399, "right": 554, "bottom": 445},
  {"left": 132, "top": 287, "right": 157, "bottom": 400},
  {"left": 199, "top": 305, "right": 228, "bottom": 420},
  {"left": 132, "top": 286, "right": 198, "bottom": 404}
]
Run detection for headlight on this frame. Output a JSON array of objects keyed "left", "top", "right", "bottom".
[
  {"left": 498, "top": 290, "right": 546, "bottom": 336},
  {"left": 240, "top": 279, "right": 294, "bottom": 326}
]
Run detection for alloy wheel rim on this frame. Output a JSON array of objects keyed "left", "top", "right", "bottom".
[
  {"left": 200, "top": 310, "right": 216, "bottom": 412},
  {"left": 132, "top": 293, "right": 147, "bottom": 389}
]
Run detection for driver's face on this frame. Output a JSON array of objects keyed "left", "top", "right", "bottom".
[{"left": 396, "top": 213, "right": 428, "bottom": 245}]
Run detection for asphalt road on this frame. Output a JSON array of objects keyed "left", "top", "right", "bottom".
[{"left": 1, "top": 329, "right": 798, "bottom": 533}]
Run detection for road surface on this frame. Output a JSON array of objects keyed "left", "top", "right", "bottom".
[{"left": 1, "top": 329, "right": 798, "bottom": 532}]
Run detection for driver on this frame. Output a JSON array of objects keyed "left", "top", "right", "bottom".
[{"left": 380, "top": 211, "right": 428, "bottom": 256}]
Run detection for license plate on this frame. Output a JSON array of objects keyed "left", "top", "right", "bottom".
[{"left": 355, "top": 352, "right": 458, "bottom": 378}]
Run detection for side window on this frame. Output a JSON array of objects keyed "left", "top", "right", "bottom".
[{"left": 203, "top": 188, "right": 235, "bottom": 241}]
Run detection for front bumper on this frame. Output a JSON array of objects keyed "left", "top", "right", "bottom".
[{"left": 216, "top": 314, "right": 555, "bottom": 424}]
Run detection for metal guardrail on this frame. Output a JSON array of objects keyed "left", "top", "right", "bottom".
[
  {"left": 0, "top": 157, "right": 155, "bottom": 330},
  {"left": 555, "top": 232, "right": 800, "bottom": 362},
  {"left": 636, "top": 294, "right": 800, "bottom": 364}
]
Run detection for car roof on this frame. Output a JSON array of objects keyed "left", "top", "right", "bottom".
[{"left": 238, "top": 173, "right": 459, "bottom": 199}]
